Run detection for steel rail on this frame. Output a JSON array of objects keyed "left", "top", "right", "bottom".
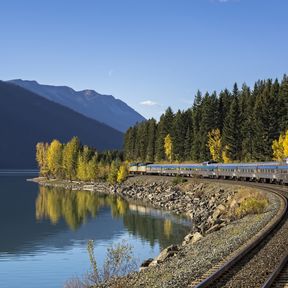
[{"left": 261, "top": 253, "right": 288, "bottom": 288}]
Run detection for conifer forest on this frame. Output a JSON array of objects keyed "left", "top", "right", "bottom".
[{"left": 124, "top": 76, "right": 288, "bottom": 163}]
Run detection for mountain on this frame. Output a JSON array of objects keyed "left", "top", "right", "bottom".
[
  {"left": 0, "top": 81, "right": 123, "bottom": 169},
  {"left": 9, "top": 79, "right": 145, "bottom": 132}
]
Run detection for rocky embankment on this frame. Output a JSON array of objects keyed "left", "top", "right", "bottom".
[{"left": 115, "top": 177, "right": 238, "bottom": 236}]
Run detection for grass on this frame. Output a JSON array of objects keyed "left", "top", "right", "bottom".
[
  {"left": 172, "top": 175, "right": 188, "bottom": 185},
  {"left": 229, "top": 188, "right": 269, "bottom": 219}
]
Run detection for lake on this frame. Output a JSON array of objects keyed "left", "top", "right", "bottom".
[{"left": 0, "top": 173, "right": 191, "bottom": 288}]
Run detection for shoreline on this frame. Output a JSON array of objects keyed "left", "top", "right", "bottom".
[{"left": 30, "top": 175, "right": 281, "bottom": 287}]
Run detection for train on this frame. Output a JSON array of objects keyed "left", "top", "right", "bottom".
[{"left": 128, "top": 161, "right": 288, "bottom": 185}]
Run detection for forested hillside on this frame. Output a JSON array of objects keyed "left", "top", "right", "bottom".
[{"left": 124, "top": 75, "right": 288, "bottom": 162}]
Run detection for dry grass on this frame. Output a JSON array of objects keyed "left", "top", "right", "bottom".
[{"left": 229, "top": 188, "right": 269, "bottom": 219}]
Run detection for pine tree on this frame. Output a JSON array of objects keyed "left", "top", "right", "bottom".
[
  {"left": 191, "top": 91, "right": 202, "bottom": 161},
  {"left": 172, "top": 110, "right": 186, "bottom": 161},
  {"left": 155, "top": 107, "right": 174, "bottom": 161},
  {"left": 146, "top": 119, "right": 157, "bottom": 162},
  {"left": 222, "top": 96, "right": 241, "bottom": 161}
]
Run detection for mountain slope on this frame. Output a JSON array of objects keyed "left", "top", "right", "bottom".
[
  {"left": 9, "top": 79, "right": 145, "bottom": 132},
  {"left": 0, "top": 81, "right": 123, "bottom": 169}
]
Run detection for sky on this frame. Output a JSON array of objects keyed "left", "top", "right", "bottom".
[{"left": 1, "top": 0, "right": 288, "bottom": 119}]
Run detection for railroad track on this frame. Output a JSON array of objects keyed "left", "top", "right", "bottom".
[
  {"left": 189, "top": 182, "right": 288, "bottom": 288},
  {"left": 262, "top": 253, "right": 288, "bottom": 287}
]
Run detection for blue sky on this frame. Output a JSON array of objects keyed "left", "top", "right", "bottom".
[{"left": 1, "top": 0, "right": 287, "bottom": 119}]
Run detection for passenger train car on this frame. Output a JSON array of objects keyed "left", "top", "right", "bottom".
[{"left": 129, "top": 161, "right": 288, "bottom": 184}]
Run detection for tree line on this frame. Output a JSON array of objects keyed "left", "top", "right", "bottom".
[
  {"left": 124, "top": 75, "right": 288, "bottom": 163},
  {"left": 36, "top": 137, "right": 128, "bottom": 183}
]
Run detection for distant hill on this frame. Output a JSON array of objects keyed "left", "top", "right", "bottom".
[
  {"left": 0, "top": 81, "right": 123, "bottom": 169},
  {"left": 9, "top": 79, "right": 145, "bottom": 132}
]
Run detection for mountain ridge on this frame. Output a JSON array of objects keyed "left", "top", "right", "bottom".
[{"left": 9, "top": 79, "right": 145, "bottom": 132}]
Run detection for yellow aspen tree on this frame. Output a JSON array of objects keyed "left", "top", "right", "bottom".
[
  {"left": 222, "top": 145, "right": 231, "bottom": 163},
  {"left": 284, "top": 130, "right": 288, "bottom": 158},
  {"left": 36, "top": 142, "right": 49, "bottom": 176},
  {"left": 207, "top": 128, "right": 222, "bottom": 162},
  {"left": 76, "top": 155, "right": 88, "bottom": 181},
  {"left": 272, "top": 130, "right": 288, "bottom": 160},
  {"left": 117, "top": 164, "right": 128, "bottom": 183},
  {"left": 47, "top": 139, "right": 63, "bottom": 178},
  {"left": 164, "top": 134, "right": 173, "bottom": 162},
  {"left": 108, "top": 161, "right": 118, "bottom": 184},
  {"left": 62, "top": 137, "right": 80, "bottom": 181},
  {"left": 272, "top": 134, "right": 284, "bottom": 160}
]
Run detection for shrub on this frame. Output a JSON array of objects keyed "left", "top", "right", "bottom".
[
  {"left": 65, "top": 240, "right": 137, "bottom": 287},
  {"left": 235, "top": 197, "right": 268, "bottom": 218},
  {"left": 172, "top": 175, "right": 187, "bottom": 185}
]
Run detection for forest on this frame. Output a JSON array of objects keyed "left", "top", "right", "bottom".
[
  {"left": 36, "top": 137, "right": 128, "bottom": 183},
  {"left": 124, "top": 75, "right": 288, "bottom": 163}
]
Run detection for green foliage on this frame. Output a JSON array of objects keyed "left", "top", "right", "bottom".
[
  {"left": 172, "top": 175, "right": 187, "bottom": 185},
  {"left": 124, "top": 75, "right": 288, "bottom": 162},
  {"left": 235, "top": 197, "right": 268, "bottom": 218},
  {"left": 108, "top": 161, "right": 119, "bottom": 185}
]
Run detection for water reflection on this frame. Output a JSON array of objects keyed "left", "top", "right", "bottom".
[
  {"left": 35, "top": 186, "right": 190, "bottom": 249},
  {"left": 0, "top": 176, "right": 191, "bottom": 288}
]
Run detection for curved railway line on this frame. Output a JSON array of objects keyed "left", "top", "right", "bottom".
[{"left": 188, "top": 182, "right": 288, "bottom": 288}]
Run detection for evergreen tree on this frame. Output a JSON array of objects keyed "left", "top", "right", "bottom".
[
  {"left": 222, "top": 97, "right": 241, "bottom": 161},
  {"left": 155, "top": 107, "right": 174, "bottom": 161},
  {"left": 172, "top": 110, "right": 186, "bottom": 161},
  {"left": 191, "top": 91, "right": 202, "bottom": 161},
  {"left": 146, "top": 119, "right": 157, "bottom": 162}
]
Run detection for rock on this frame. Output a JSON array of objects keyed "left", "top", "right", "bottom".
[
  {"left": 191, "top": 232, "right": 203, "bottom": 244},
  {"left": 149, "top": 245, "right": 179, "bottom": 266},
  {"left": 206, "top": 224, "right": 221, "bottom": 234},
  {"left": 140, "top": 258, "right": 153, "bottom": 271}
]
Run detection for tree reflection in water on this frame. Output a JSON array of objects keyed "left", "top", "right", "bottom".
[{"left": 35, "top": 186, "right": 191, "bottom": 249}]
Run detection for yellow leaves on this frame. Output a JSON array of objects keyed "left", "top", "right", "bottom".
[
  {"left": 36, "top": 142, "right": 49, "bottom": 176},
  {"left": 207, "top": 129, "right": 222, "bottom": 162},
  {"left": 222, "top": 145, "right": 231, "bottom": 163},
  {"left": 164, "top": 134, "right": 172, "bottom": 162},
  {"left": 117, "top": 164, "right": 128, "bottom": 183},
  {"left": 272, "top": 130, "right": 288, "bottom": 161},
  {"left": 47, "top": 139, "right": 63, "bottom": 177},
  {"left": 163, "top": 219, "right": 172, "bottom": 238},
  {"left": 284, "top": 130, "right": 288, "bottom": 158}
]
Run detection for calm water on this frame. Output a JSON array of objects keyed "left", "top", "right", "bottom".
[{"left": 0, "top": 174, "right": 191, "bottom": 288}]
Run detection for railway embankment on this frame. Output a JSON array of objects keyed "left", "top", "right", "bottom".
[{"left": 32, "top": 176, "right": 282, "bottom": 288}]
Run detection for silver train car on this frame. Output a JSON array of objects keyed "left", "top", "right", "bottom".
[{"left": 129, "top": 162, "right": 288, "bottom": 185}]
